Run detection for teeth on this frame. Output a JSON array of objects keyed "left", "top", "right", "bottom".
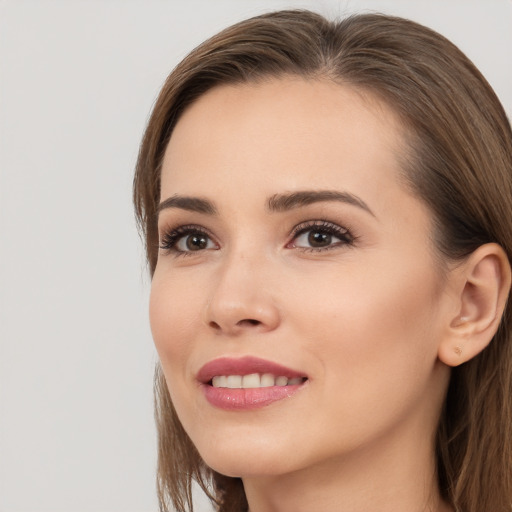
[
  {"left": 212, "top": 376, "right": 227, "bottom": 388},
  {"left": 211, "top": 374, "right": 304, "bottom": 389},
  {"left": 275, "top": 376, "right": 288, "bottom": 386},
  {"left": 226, "top": 375, "right": 242, "bottom": 389},
  {"left": 242, "top": 373, "right": 260, "bottom": 388},
  {"left": 260, "top": 373, "right": 275, "bottom": 387}
]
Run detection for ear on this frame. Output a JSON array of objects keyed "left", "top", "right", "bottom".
[{"left": 438, "top": 243, "right": 511, "bottom": 367}]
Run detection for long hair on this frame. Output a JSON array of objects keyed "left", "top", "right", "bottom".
[{"left": 133, "top": 10, "right": 512, "bottom": 512}]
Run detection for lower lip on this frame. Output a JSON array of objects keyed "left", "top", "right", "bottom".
[{"left": 202, "top": 383, "right": 305, "bottom": 410}]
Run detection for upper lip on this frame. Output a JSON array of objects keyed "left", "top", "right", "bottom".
[{"left": 197, "top": 356, "right": 307, "bottom": 384}]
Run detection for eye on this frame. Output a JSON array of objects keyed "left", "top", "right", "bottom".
[
  {"left": 289, "top": 221, "right": 353, "bottom": 251},
  {"left": 159, "top": 225, "right": 217, "bottom": 255},
  {"left": 176, "top": 233, "right": 215, "bottom": 252}
]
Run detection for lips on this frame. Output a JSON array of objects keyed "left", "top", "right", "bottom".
[
  {"left": 198, "top": 355, "right": 306, "bottom": 383},
  {"left": 197, "top": 356, "right": 308, "bottom": 410}
]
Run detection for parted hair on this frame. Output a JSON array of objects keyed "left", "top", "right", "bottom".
[{"left": 133, "top": 10, "right": 512, "bottom": 512}]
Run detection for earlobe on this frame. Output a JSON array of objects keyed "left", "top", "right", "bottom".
[{"left": 438, "top": 243, "right": 511, "bottom": 367}]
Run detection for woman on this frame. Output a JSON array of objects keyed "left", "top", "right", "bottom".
[{"left": 133, "top": 10, "right": 512, "bottom": 512}]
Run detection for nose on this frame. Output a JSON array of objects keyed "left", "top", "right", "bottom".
[{"left": 205, "top": 252, "right": 281, "bottom": 336}]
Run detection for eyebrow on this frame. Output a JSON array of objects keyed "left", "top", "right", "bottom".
[
  {"left": 158, "top": 195, "right": 217, "bottom": 215},
  {"left": 267, "top": 190, "right": 375, "bottom": 216},
  {"left": 157, "top": 190, "right": 374, "bottom": 217}
]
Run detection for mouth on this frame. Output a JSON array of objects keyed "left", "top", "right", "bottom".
[
  {"left": 211, "top": 373, "right": 306, "bottom": 388},
  {"left": 198, "top": 356, "right": 308, "bottom": 410}
]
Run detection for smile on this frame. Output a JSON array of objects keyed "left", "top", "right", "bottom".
[
  {"left": 198, "top": 356, "right": 308, "bottom": 410},
  {"left": 212, "top": 374, "right": 306, "bottom": 388}
]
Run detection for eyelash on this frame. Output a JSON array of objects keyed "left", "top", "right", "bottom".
[
  {"left": 159, "top": 224, "right": 216, "bottom": 256},
  {"left": 288, "top": 220, "right": 354, "bottom": 252},
  {"left": 158, "top": 220, "right": 354, "bottom": 256}
]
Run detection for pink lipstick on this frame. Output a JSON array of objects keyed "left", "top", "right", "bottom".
[{"left": 198, "top": 356, "right": 307, "bottom": 410}]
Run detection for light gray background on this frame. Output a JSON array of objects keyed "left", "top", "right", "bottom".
[{"left": 1, "top": 1, "right": 511, "bottom": 511}]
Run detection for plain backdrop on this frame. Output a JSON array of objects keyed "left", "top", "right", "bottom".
[{"left": 1, "top": 1, "right": 511, "bottom": 511}]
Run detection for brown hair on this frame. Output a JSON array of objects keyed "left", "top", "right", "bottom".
[{"left": 133, "top": 10, "right": 512, "bottom": 512}]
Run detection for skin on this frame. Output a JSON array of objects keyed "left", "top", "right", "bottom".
[{"left": 150, "top": 78, "right": 459, "bottom": 512}]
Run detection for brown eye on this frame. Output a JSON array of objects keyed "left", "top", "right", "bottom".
[
  {"left": 159, "top": 225, "right": 218, "bottom": 254},
  {"left": 186, "top": 234, "right": 207, "bottom": 250},
  {"left": 177, "top": 233, "right": 214, "bottom": 252},
  {"left": 290, "top": 221, "right": 353, "bottom": 252},
  {"left": 307, "top": 231, "right": 332, "bottom": 247}
]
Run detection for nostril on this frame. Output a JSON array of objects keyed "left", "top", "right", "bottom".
[
  {"left": 209, "top": 321, "right": 222, "bottom": 330},
  {"left": 207, "top": 313, "right": 273, "bottom": 333},
  {"left": 237, "top": 319, "right": 261, "bottom": 327},
  {"left": 207, "top": 319, "right": 260, "bottom": 331}
]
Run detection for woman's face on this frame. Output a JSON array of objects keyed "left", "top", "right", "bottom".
[{"left": 150, "top": 79, "right": 453, "bottom": 478}]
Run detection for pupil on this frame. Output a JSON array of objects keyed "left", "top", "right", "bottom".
[
  {"left": 186, "top": 234, "right": 207, "bottom": 250},
  {"left": 308, "top": 231, "right": 331, "bottom": 247}
]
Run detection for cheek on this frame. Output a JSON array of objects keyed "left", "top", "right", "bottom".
[
  {"left": 149, "top": 269, "right": 203, "bottom": 370},
  {"left": 286, "top": 259, "right": 443, "bottom": 402},
  {"left": 270, "top": 262, "right": 446, "bottom": 461}
]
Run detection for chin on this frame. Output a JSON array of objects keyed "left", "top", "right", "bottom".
[
  {"left": 203, "top": 453, "right": 297, "bottom": 479},
  {"left": 191, "top": 427, "right": 304, "bottom": 478}
]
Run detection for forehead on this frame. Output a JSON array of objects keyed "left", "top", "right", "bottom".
[{"left": 161, "top": 78, "right": 407, "bottom": 211}]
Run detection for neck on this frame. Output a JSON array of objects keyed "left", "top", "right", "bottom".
[{"left": 243, "top": 413, "right": 452, "bottom": 512}]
